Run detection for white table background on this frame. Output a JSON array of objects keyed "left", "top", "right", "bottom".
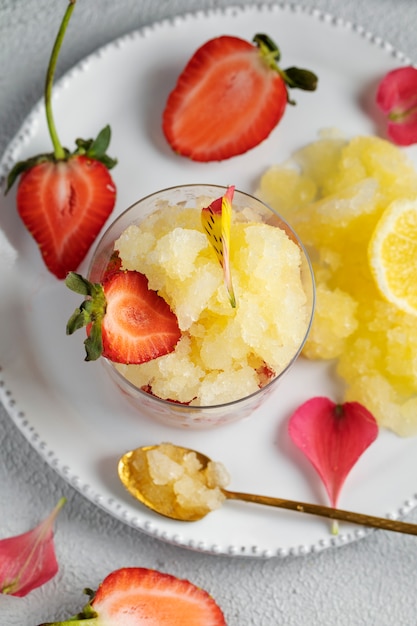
[{"left": 1, "top": 1, "right": 417, "bottom": 624}]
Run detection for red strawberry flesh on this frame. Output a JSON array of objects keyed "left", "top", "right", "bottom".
[
  {"left": 16, "top": 155, "right": 116, "bottom": 279},
  {"left": 92, "top": 567, "right": 226, "bottom": 625},
  {"left": 96, "top": 271, "right": 180, "bottom": 364},
  {"left": 163, "top": 35, "right": 288, "bottom": 161}
]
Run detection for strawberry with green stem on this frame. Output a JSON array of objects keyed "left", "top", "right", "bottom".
[
  {"left": 38, "top": 567, "right": 226, "bottom": 625},
  {"left": 6, "top": 0, "right": 117, "bottom": 279},
  {"left": 163, "top": 32, "right": 318, "bottom": 161},
  {"left": 66, "top": 269, "right": 181, "bottom": 364}
]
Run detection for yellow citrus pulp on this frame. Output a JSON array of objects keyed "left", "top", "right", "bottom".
[
  {"left": 258, "top": 132, "right": 417, "bottom": 437},
  {"left": 369, "top": 198, "right": 417, "bottom": 315}
]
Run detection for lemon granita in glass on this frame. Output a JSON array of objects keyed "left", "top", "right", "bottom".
[
  {"left": 87, "top": 184, "right": 315, "bottom": 429},
  {"left": 258, "top": 132, "right": 417, "bottom": 436},
  {"left": 114, "top": 190, "right": 310, "bottom": 404}
]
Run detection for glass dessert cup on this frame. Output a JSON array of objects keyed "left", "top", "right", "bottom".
[{"left": 88, "top": 184, "right": 315, "bottom": 429}]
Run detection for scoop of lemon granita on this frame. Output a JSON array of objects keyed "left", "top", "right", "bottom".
[
  {"left": 113, "top": 196, "right": 311, "bottom": 407},
  {"left": 128, "top": 443, "right": 230, "bottom": 520},
  {"left": 258, "top": 131, "right": 417, "bottom": 436}
]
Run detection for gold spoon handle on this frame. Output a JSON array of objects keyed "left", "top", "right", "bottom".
[{"left": 224, "top": 490, "right": 417, "bottom": 536}]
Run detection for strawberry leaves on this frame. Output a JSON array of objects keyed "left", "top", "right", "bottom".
[
  {"left": 66, "top": 272, "right": 106, "bottom": 361},
  {"left": 252, "top": 33, "right": 318, "bottom": 101},
  {"left": 0, "top": 498, "right": 65, "bottom": 597},
  {"left": 74, "top": 125, "right": 117, "bottom": 169},
  {"left": 6, "top": 125, "right": 117, "bottom": 192},
  {"left": 288, "top": 397, "right": 378, "bottom": 511}
]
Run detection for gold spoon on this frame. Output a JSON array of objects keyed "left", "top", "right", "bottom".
[{"left": 118, "top": 444, "right": 417, "bottom": 535}]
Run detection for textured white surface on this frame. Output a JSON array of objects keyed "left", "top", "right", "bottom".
[{"left": 2, "top": 1, "right": 417, "bottom": 624}]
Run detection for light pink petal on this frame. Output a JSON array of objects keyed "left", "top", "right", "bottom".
[
  {"left": 376, "top": 66, "right": 417, "bottom": 145},
  {"left": 0, "top": 498, "right": 65, "bottom": 597},
  {"left": 288, "top": 397, "right": 378, "bottom": 507},
  {"left": 376, "top": 66, "right": 417, "bottom": 113}
]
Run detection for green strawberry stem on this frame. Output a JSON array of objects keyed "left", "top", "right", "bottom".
[
  {"left": 45, "top": 0, "right": 76, "bottom": 160},
  {"left": 39, "top": 588, "right": 98, "bottom": 625},
  {"left": 5, "top": 0, "right": 116, "bottom": 193},
  {"left": 40, "top": 606, "right": 98, "bottom": 624},
  {"left": 253, "top": 33, "right": 318, "bottom": 103},
  {"left": 65, "top": 272, "right": 107, "bottom": 361},
  {"left": 40, "top": 617, "right": 97, "bottom": 625}
]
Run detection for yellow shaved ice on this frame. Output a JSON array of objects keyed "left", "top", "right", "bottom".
[
  {"left": 147, "top": 449, "right": 184, "bottom": 485},
  {"left": 302, "top": 283, "right": 358, "bottom": 360},
  {"left": 147, "top": 443, "right": 229, "bottom": 514},
  {"left": 258, "top": 132, "right": 417, "bottom": 436},
  {"left": 130, "top": 443, "right": 230, "bottom": 517},
  {"left": 114, "top": 200, "right": 310, "bottom": 406}
]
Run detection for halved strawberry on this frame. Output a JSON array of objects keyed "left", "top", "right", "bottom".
[
  {"left": 38, "top": 567, "right": 226, "bottom": 625},
  {"left": 65, "top": 269, "right": 181, "bottom": 364},
  {"left": 13, "top": 153, "right": 116, "bottom": 279},
  {"left": 6, "top": 1, "right": 117, "bottom": 279},
  {"left": 162, "top": 33, "right": 318, "bottom": 161}
]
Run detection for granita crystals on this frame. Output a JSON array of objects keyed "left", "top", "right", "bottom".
[{"left": 111, "top": 187, "right": 312, "bottom": 406}]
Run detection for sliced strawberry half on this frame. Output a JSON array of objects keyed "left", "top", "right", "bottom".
[
  {"left": 39, "top": 567, "right": 226, "bottom": 625},
  {"left": 15, "top": 155, "right": 116, "bottom": 279},
  {"left": 163, "top": 33, "right": 318, "bottom": 161},
  {"left": 66, "top": 269, "right": 181, "bottom": 364}
]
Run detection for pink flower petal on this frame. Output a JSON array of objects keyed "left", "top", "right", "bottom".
[
  {"left": 376, "top": 66, "right": 417, "bottom": 145},
  {"left": 0, "top": 498, "right": 65, "bottom": 597},
  {"left": 376, "top": 66, "right": 417, "bottom": 112},
  {"left": 288, "top": 397, "right": 378, "bottom": 507},
  {"left": 386, "top": 117, "right": 417, "bottom": 146}
]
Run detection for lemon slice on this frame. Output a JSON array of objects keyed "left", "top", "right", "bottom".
[{"left": 369, "top": 198, "right": 417, "bottom": 315}]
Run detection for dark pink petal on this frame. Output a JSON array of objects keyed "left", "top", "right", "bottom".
[
  {"left": 376, "top": 66, "right": 417, "bottom": 145},
  {"left": 0, "top": 498, "right": 65, "bottom": 597},
  {"left": 288, "top": 397, "right": 378, "bottom": 507},
  {"left": 386, "top": 117, "right": 417, "bottom": 146}
]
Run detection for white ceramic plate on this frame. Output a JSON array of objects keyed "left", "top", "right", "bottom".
[{"left": 1, "top": 4, "right": 417, "bottom": 558}]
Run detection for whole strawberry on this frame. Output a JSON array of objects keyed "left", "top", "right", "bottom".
[
  {"left": 6, "top": 0, "right": 117, "bottom": 279},
  {"left": 163, "top": 33, "right": 318, "bottom": 161}
]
